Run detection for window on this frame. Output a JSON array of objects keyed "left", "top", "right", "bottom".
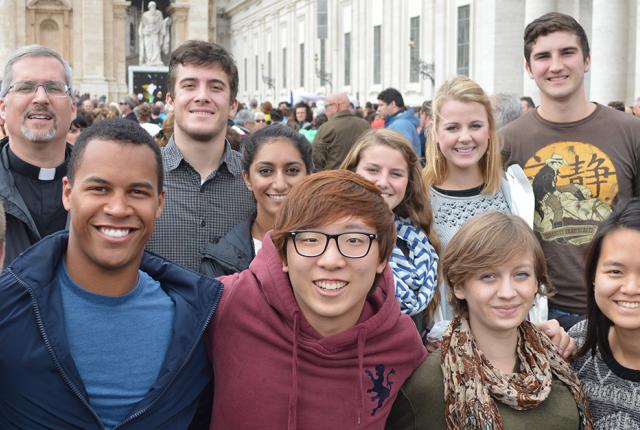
[
  {"left": 457, "top": 5, "right": 470, "bottom": 76},
  {"left": 244, "top": 58, "right": 247, "bottom": 91},
  {"left": 409, "top": 16, "right": 420, "bottom": 82},
  {"left": 320, "top": 39, "right": 326, "bottom": 78},
  {"left": 268, "top": 51, "right": 272, "bottom": 79},
  {"left": 373, "top": 25, "right": 381, "bottom": 84},
  {"left": 344, "top": 32, "right": 351, "bottom": 86},
  {"left": 255, "top": 55, "right": 259, "bottom": 90},
  {"left": 317, "top": 0, "right": 328, "bottom": 40},
  {"left": 282, "top": 47, "right": 287, "bottom": 88},
  {"left": 300, "top": 43, "right": 305, "bottom": 87}
]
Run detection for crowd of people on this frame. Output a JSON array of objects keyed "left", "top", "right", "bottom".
[{"left": 1, "top": 10, "right": 640, "bottom": 430}]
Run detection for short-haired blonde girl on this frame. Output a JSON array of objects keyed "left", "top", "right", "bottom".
[{"left": 387, "top": 211, "right": 592, "bottom": 430}]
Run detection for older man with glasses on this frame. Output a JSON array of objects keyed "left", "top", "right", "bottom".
[{"left": 0, "top": 44, "right": 77, "bottom": 265}]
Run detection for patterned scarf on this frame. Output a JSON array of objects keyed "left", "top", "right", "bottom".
[
  {"left": 388, "top": 216, "right": 438, "bottom": 316},
  {"left": 441, "top": 317, "right": 593, "bottom": 430}
]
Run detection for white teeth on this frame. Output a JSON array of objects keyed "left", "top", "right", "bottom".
[
  {"left": 29, "top": 114, "right": 51, "bottom": 119},
  {"left": 99, "top": 227, "right": 130, "bottom": 238},
  {"left": 315, "top": 281, "right": 348, "bottom": 291},
  {"left": 455, "top": 147, "right": 474, "bottom": 153},
  {"left": 192, "top": 111, "right": 213, "bottom": 116},
  {"left": 268, "top": 194, "right": 287, "bottom": 201},
  {"left": 617, "top": 301, "right": 640, "bottom": 309}
]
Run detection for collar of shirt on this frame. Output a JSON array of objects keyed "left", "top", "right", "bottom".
[{"left": 162, "top": 135, "right": 243, "bottom": 178}]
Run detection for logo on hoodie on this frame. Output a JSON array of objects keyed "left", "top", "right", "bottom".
[{"left": 365, "top": 364, "right": 396, "bottom": 415}]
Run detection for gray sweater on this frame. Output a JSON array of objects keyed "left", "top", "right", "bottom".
[{"left": 569, "top": 320, "right": 640, "bottom": 429}]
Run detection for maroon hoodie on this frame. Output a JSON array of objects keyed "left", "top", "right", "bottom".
[{"left": 207, "top": 234, "right": 427, "bottom": 429}]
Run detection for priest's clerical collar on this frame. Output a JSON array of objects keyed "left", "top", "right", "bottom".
[{"left": 7, "top": 146, "right": 68, "bottom": 181}]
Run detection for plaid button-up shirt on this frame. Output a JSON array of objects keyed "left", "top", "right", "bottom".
[{"left": 146, "top": 137, "right": 256, "bottom": 271}]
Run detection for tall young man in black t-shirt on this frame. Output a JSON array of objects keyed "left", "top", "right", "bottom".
[{"left": 501, "top": 13, "right": 640, "bottom": 329}]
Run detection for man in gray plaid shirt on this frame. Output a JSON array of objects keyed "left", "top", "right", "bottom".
[{"left": 146, "top": 40, "right": 255, "bottom": 271}]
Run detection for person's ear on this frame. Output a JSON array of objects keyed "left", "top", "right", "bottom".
[
  {"left": 62, "top": 176, "right": 73, "bottom": 211},
  {"left": 453, "top": 283, "right": 466, "bottom": 301},
  {"left": 242, "top": 171, "right": 252, "bottom": 191}
]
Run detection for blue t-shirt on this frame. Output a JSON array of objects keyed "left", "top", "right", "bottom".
[{"left": 58, "top": 262, "right": 175, "bottom": 429}]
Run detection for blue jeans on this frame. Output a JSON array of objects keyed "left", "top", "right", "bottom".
[{"left": 548, "top": 306, "right": 585, "bottom": 331}]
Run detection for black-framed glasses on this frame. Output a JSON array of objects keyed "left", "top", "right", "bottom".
[
  {"left": 288, "top": 231, "right": 378, "bottom": 259},
  {"left": 3, "top": 80, "right": 70, "bottom": 98}
]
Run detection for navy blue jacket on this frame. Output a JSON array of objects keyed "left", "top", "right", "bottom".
[
  {"left": 200, "top": 218, "right": 255, "bottom": 278},
  {"left": 0, "top": 231, "right": 223, "bottom": 429}
]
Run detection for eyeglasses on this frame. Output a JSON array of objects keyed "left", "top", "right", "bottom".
[
  {"left": 3, "top": 80, "right": 70, "bottom": 98},
  {"left": 288, "top": 231, "right": 378, "bottom": 258}
]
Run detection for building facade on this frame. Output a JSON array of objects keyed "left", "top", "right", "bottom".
[
  {"left": 225, "top": 0, "right": 640, "bottom": 107},
  {"left": 0, "top": 0, "right": 220, "bottom": 101},
  {"left": 0, "top": 0, "right": 638, "bottom": 106}
]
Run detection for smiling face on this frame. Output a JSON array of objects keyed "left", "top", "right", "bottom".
[
  {"left": 63, "top": 139, "right": 164, "bottom": 279},
  {"left": 283, "top": 217, "right": 386, "bottom": 337},
  {"left": 526, "top": 31, "right": 590, "bottom": 105},
  {"left": 454, "top": 253, "right": 538, "bottom": 341},
  {"left": 243, "top": 138, "right": 308, "bottom": 221},
  {"left": 0, "top": 56, "right": 76, "bottom": 150},
  {"left": 594, "top": 228, "right": 640, "bottom": 331},
  {"left": 355, "top": 144, "right": 409, "bottom": 211},
  {"left": 167, "top": 63, "right": 237, "bottom": 143},
  {"left": 436, "top": 99, "right": 489, "bottom": 178}
]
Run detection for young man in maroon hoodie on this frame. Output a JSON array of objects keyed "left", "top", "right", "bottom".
[{"left": 207, "top": 170, "right": 426, "bottom": 429}]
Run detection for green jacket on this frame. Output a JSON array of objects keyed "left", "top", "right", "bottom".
[
  {"left": 386, "top": 349, "right": 580, "bottom": 430},
  {"left": 312, "top": 110, "right": 369, "bottom": 170}
]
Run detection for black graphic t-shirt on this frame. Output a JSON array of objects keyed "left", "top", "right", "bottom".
[{"left": 501, "top": 104, "right": 640, "bottom": 313}]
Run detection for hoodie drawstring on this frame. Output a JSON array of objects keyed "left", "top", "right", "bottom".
[
  {"left": 357, "top": 326, "right": 367, "bottom": 425},
  {"left": 287, "top": 311, "right": 300, "bottom": 430}
]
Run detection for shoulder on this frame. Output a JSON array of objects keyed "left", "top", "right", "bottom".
[
  {"left": 567, "top": 319, "right": 588, "bottom": 348},
  {"left": 387, "top": 351, "right": 444, "bottom": 430}
]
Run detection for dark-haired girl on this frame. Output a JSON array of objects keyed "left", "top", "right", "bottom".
[
  {"left": 569, "top": 198, "right": 640, "bottom": 427},
  {"left": 200, "top": 125, "right": 312, "bottom": 276}
]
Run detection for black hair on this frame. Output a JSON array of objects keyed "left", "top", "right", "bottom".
[
  {"left": 269, "top": 109, "right": 284, "bottom": 123},
  {"left": 242, "top": 124, "right": 313, "bottom": 174},
  {"left": 576, "top": 198, "right": 640, "bottom": 359},
  {"left": 71, "top": 113, "right": 91, "bottom": 130},
  {"left": 377, "top": 87, "right": 405, "bottom": 109},
  {"left": 68, "top": 118, "right": 163, "bottom": 192},
  {"left": 520, "top": 96, "right": 535, "bottom": 109}
]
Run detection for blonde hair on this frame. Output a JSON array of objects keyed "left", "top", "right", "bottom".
[
  {"left": 423, "top": 76, "right": 503, "bottom": 194},
  {"left": 442, "top": 211, "right": 553, "bottom": 316}
]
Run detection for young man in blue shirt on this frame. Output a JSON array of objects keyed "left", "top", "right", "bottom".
[{"left": 0, "top": 118, "right": 221, "bottom": 429}]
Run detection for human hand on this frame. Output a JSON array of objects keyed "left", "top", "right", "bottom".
[{"left": 535, "top": 319, "right": 576, "bottom": 359}]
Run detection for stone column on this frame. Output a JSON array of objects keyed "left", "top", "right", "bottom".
[
  {"left": 77, "top": 0, "right": 109, "bottom": 96},
  {"left": 522, "top": 0, "right": 556, "bottom": 103},
  {"left": 0, "top": 0, "right": 17, "bottom": 66},
  {"left": 168, "top": 3, "right": 190, "bottom": 49},
  {"left": 113, "top": 1, "right": 131, "bottom": 100},
  {"left": 590, "top": 0, "right": 627, "bottom": 103}
]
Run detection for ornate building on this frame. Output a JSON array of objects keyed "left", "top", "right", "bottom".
[
  {"left": 225, "top": 0, "right": 640, "bottom": 107},
  {"left": 0, "top": 0, "right": 638, "bottom": 106},
  {"left": 0, "top": 0, "right": 222, "bottom": 101}
]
